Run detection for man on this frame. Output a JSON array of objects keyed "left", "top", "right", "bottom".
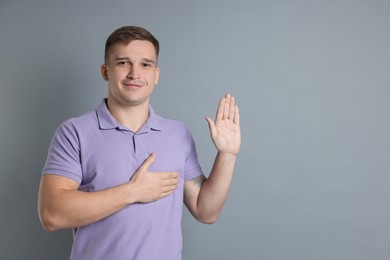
[{"left": 38, "top": 26, "right": 240, "bottom": 259}]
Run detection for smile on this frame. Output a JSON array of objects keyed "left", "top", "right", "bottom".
[{"left": 122, "top": 81, "right": 145, "bottom": 88}]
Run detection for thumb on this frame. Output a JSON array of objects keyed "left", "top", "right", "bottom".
[
  {"left": 139, "top": 153, "right": 156, "bottom": 171},
  {"left": 205, "top": 117, "right": 216, "bottom": 137}
]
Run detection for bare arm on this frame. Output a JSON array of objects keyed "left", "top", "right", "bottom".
[
  {"left": 38, "top": 153, "right": 179, "bottom": 231},
  {"left": 184, "top": 93, "right": 240, "bottom": 224}
]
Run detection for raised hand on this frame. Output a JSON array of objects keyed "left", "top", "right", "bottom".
[
  {"left": 206, "top": 93, "right": 241, "bottom": 156},
  {"left": 129, "top": 153, "right": 179, "bottom": 203}
]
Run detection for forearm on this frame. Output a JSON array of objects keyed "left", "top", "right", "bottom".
[
  {"left": 187, "top": 93, "right": 240, "bottom": 223},
  {"left": 196, "top": 152, "right": 237, "bottom": 223},
  {"left": 38, "top": 178, "right": 136, "bottom": 231},
  {"left": 39, "top": 160, "right": 179, "bottom": 232}
]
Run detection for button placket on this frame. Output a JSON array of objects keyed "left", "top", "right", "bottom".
[{"left": 133, "top": 130, "right": 149, "bottom": 159}]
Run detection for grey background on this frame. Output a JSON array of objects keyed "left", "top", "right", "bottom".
[{"left": 1, "top": 0, "right": 390, "bottom": 259}]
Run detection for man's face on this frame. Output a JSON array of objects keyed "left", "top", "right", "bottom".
[{"left": 101, "top": 40, "right": 160, "bottom": 108}]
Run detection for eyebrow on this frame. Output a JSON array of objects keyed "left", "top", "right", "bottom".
[{"left": 114, "top": 57, "right": 156, "bottom": 64}]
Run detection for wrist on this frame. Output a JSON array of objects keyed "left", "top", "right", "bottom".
[
  {"left": 217, "top": 151, "right": 238, "bottom": 161},
  {"left": 115, "top": 181, "right": 138, "bottom": 205}
]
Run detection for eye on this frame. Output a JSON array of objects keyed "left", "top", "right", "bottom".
[
  {"left": 142, "top": 63, "right": 152, "bottom": 68},
  {"left": 118, "top": 61, "right": 130, "bottom": 66}
]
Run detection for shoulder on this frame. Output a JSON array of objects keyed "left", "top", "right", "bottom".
[
  {"left": 153, "top": 114, "right": 198, "bottom": 152},
  {"left": 154, "top": 114, "right": 189, "bottom": 133},
  {"left": 58, "top": 110, "right": 97, "bottom": 131},
  {"left": 53, "top": 110, "right": 98, "bottom": 141}
]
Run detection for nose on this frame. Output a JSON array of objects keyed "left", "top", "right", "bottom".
[{"left": 127, "top": 64, "right": 140, "bottom": 79}]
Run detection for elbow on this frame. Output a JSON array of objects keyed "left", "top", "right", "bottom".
[
  {"left": 191, "top": 205, "right": 222, "bottom": 224},
  {"left": 200, "top": 218, "right": 217, "bottom": 225},
  {"left": 196, "top": 213, "right": 219, "bottom": 225},
  {"left": 38, "top": 198, "right": 68, "bottom": 232},
  {"left": 38, "top": 208, "right": 63, "bottom": 232},
  {"left": 41, "top": 223, "right": 58, "bottom": 233},
  {"left": 39, "top": 215, "right": 58, "bottom": 232},
  {"left": 41, "top": 220, "right": 60, "bottom": 233}
]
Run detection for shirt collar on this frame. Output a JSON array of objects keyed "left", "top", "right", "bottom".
[
  {"left": 96, "top": 98, "right": 162, "bottom": 132},
  {"left": 145, "top": 105, "right": 162, "bottom": 131}
]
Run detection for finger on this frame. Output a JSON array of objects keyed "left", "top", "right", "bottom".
[
  {"left": 160, "top": 171, "right": 179, "bottom": 179},
  {"left": 163, "top": 178, "right": 179, "bottom": 190},
  {"left": 164, "top": 184, "right": 178, "bottom": 193},
  {"left": 229, "top": 95, "right": 235, "bottom": 121},
  {"left": 233, "top": 105, "right": 240, "bottom": 125},
  {"left": 160, "top": 181, "right": 179, "bottom": 197},
  {"left": 163, "top": 177, "right": 179, "bottom": 186},
  {"left": 223, "top": 93, "right": 230, "bottom": 120},
  {"left": 139, "top": 153, "right": 156, "bottom": 171},
  {"left": 160, "top": 190, "right": 175, "bottom": 198},
  {"left": 216, "top": 97, "right": 225, "bottom": 121}
]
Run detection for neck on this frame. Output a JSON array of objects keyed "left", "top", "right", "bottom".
[{"left": 106, "top": 99, "right": 149, "bottom": 132}]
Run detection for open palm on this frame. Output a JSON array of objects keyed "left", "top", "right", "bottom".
[{"left": 206, "top": 93, "right": 241, "bottom": 155}]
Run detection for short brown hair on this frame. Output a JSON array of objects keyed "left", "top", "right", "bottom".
[{"left": 104, "top": 26, "right": 159, "bottom": 63}]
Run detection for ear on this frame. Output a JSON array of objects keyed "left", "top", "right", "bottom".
[
  {"left": 100, "top": 64, "right": 109, "bottom": 81},
  {"left": 154, "top": 67, "right": 160, "bottom": 85}
]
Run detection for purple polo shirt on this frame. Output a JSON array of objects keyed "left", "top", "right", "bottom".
[{"left": 42, "top": 99, "right": 203, "bottom": 260}]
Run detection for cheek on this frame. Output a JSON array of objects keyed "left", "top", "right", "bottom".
[
  {"left": 107, "top": 77, "right": 122, "bottom": 93},
  {"left": 108, "top": 72, "right": 124, "bottom": 84},
  {"left": 143, "top": 73, "right": 156, "bottom": 86}
]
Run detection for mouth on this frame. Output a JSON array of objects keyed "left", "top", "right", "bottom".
[{"left": 122, "top": 81, "right": 145, "bottom": 89}]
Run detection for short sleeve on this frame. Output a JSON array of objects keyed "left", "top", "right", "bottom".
[
  {"left": 42, "top": 120, "right": 83, "bottom": 183},
  {"left": 183, "top": 127, "right": 203, "bottom": 181}
]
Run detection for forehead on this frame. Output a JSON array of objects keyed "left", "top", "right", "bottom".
[{"left": 108, "top": 40, "right": 157, "bottom": 61}]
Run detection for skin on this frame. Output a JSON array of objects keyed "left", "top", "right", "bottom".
[
  {"left": 38, "top": 40, "right": 241, "bottom": 231},
  {"left": 184, "top": 93, "right": 240, "bottom": 223},
  {"left": 102, "top": 40, "right": 160, "bottom": 132}
]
